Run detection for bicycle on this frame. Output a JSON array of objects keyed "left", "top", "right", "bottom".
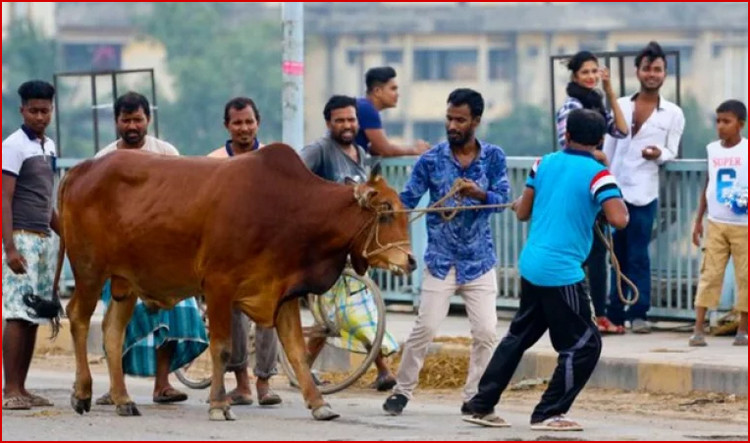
[{"left": 175, "top": 268, "right": 386, "bottom": 394}]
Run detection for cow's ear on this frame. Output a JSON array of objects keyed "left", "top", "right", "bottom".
[
  {"left": 350, "top": 251, "right": 369, "bottom": 276},
  {"left": 354, "top": 184, "right": 379, "bottom": 207},
  {"left": 369, "top": 162, "right": 383, "bottom": 182}
]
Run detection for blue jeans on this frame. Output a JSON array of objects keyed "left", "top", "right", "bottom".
[{"left": 607, "top": 200, "right": 657, "bottom": 325}]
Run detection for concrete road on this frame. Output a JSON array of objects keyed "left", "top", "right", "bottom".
[{"left": 2, "top": 370, "right": 747, "bottom": 441}]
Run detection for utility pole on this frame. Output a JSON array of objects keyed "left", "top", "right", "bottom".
[{"left": 281, "top": 3, "right": 304, "bottom": 151}]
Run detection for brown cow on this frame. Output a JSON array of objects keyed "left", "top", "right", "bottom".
[{"left": 53, "top": 143, "right": 415, "bottom": 421}]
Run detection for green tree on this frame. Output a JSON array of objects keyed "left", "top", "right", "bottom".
[
  {"left": 486, "top": 104, "right": 553, "bottom": 156},
  {"left": 139, "top": 3, "right": 283, "bottom": 155},
  {"left": 2, "top": 20, "right": 58, "bottom": 139},
  {"left": 679, "top": 95, "right": 716, "bottom": 159}
]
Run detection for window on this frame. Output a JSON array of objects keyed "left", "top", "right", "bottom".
[
  {"left": 413, "top": 121, "right": 444, "bottom": 143},
  {"left": 347, "top": 49, "right": 362, "bottom": 65},
  {"left": 489, "top": 48, "right": 514, "bottom": 81},
  {"left": 579, "top": 41, "right": 605, "bottom": 53},
  {"left": 382, "top": 50, "right": 403, "bottom": 65},
  {"left": 414, "top": 49, "right": 478, "bottom": 81},
  {"left": 63, "top": 43, "right": 122, "bottom": 71}
]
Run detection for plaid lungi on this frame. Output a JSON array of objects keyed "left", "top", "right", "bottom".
[
  {"left": 317, "top": 275, "right": 399, "bottom": 356},
  {"left": 101, "top": 280, "right": 208, "bottom": 377}
]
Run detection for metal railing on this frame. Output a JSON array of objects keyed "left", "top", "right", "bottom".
[
  {"left": 378, "top": 156, "right": 708, "bottom": 320},
  {"left": 55, "top": 156, "right": 708, "bottom": 320}
]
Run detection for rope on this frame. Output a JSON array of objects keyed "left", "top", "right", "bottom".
[
  {"left": 385, "top": 178, "right": 638, "bottom": 306},
  {"left": 595, "top": 223, "right": 639, "bottom": 306}
]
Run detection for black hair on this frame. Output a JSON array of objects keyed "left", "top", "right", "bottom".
[
  {"left": 323, "top": 95, "right": 357, "bottom": 122},
  {"left": 365, "top": 66, "right": 397, "bottom": 93},
  {"left": 17, "top": 80, "right": 55, "bottom": 104},
  {"left": 567, "top": 51, "right": 598, "bottom": 73},
  {"left": 224, "top": 97, "right": 260, "bottom": 124},
  {"left": 635, "top": 41, "right": 667, "bottom": 69},
  {"left": 114, "top": 92, "right": 151, "bottom": 119},
  {"left": 447, "top": 88, "right": 484, "bottom": 118},
  {"left": 716, "top": 99, "right": 747, "bottom": 122},
  {"left": 566, "top": 108, "right": 606, "bottom": 146}
]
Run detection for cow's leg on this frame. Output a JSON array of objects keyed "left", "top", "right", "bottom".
[
  {"left": 203, "top": 282, "right": 235, "bottom": 421},
  {"left": 276, "top": 299, "right": 339, "bottom": 421},
  {"left": 65, "top": 280, "right": 103, "bottom": 415},
  {"left": 102, "top": 293, "right": 139, "bottom": 416}
]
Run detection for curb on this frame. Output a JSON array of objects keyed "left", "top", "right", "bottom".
[{"left": 33, "top": 320, "right": 748, "bottom": 397}]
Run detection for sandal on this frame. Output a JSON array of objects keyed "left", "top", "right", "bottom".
[
  {"left": 228, "top": 391, "right": 254, "bottom": 406},
  {"left": 26, "top": 393, "right": 53, "bottom": 407},
  {"left": 153, "top": 387, "right": 188, "bottom": 404},
  {"left": 257, "top": 390, "right": 282, "bottom": 406},
  {"left": 688, "top": 334, "right": 707, "bottom": 347},
  {"left": 3, "top": 395, "right": 32, "bottom": 410},
  {"left": 733, "top": 333, "right": 748, "bottom": 346},
  {"left": 530, "top": 415, "right": 582, "bottom": 431},
  {"left": 95, "top": 392, "right": 114, "bottom": 406},
  {"left": 597, "top": 317, "right": 625, "bottom": 335},
  {"left": 462, "top": 412, "right": 511, "bottom": 428}
]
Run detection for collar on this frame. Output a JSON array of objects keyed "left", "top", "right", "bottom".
[
  {"left": 563, "top": 147, "right": 596, "bottom": 158},
  {"left": 21, "top": 124, "right": 42, "bottom": 141},
  {"left": 441, "top": 139, "right": 487, "bottom": 166},
  {"left": 630, "top": 92, "right": 664, "bottom": 111},
  {"left": 225, "top": 138, "right": 259, "bottom": 157}
]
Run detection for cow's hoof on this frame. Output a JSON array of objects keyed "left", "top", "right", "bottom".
[
  {"left": 209, "top": 406, "right": 237, "bottom": 421},
  {"left": 116, "top": 402, "right": 141, "bottom": 417},
  {"left": 70, "top": 395, "right": 91, "bottom": 415},
  {"left": 312, "top": 404, "right": 340, "bottom": 421}
]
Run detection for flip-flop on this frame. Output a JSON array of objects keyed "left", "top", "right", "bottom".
[
  {"left": 258, "top": 390, "right": 282, "bottom": 406},
  {"left": 228, "top": 392, "right": 254, "bottom": 406},
  {"left": 3, "top": 396, "right": 32, "bottom": 410},
  {"left": 530, "top": 415, "right": 583, "bottom": 431},
  {"left": 462, "top": 412, "right": 511, "bottom": 428},
  {"left": 96, "top": 392, "right": 114, "bottom": 406},
  {"left": 26, "top": 393, "right": 53, "bottom": 407},
  {"left": 153, "top": 388, "right": 188, "bottom": 404}
]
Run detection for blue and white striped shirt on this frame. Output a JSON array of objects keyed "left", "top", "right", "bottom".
[{"left": 556, "top": 96, "right": 627, "bottom": 149}]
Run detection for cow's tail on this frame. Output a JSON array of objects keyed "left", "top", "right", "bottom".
[{"left": 50, "top": 174, "right": 71, "bottom": 339}]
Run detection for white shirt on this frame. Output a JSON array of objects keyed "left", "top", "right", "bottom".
[
  {"left": 705, "top": 138, "right": 748, "bottom": 226},
  {"left": 603, "top": 94, "right": 685, "bottom": 206},
  {"left": 95, "top": 135, "right": 179, "bottom": 158}
]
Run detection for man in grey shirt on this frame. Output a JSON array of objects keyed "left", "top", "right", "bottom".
[
  {"left": 301, "top": 95, "right": 369, "bottom": 184},
  {"left": 299, "top": 95, "right": 400, "bottom": 391}
]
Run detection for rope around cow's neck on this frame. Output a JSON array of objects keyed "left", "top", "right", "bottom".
[{"left": 387, "top": 178, "right": 638, "bottom": 306}]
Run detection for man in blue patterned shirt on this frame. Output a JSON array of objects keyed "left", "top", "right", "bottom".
[{"left": 383, "top": 88, "right": 510, "bottom": 416}]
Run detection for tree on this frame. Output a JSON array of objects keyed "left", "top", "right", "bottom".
[
  {"left": 139, "top": 3, "right": 283, "bottom": 155},
  {"left": 2, "top": 20, "right": 58, "bottom": 139},
  {"left": 679, "top": 95, "right": 719, "bottom": 159},
  {"left": 485, "top": 104, "right": 553, "bottom": 157}
]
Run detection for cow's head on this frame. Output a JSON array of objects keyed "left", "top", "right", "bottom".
[{"left": 349, "top": 164, "right": 416, "bottom": 276}]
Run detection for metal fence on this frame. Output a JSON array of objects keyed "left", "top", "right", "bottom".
[
  {"left": 378, "top": 156, "right": 708, "bottom": 320},
  {"left": 56, "top": 156, "right": 708, "bottom": 320}
]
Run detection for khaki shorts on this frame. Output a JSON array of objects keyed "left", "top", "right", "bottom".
[{"left": 695, "top": 220, "right": 748, "bottom": 312}]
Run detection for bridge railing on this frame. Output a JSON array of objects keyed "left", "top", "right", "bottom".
[{"left": 56, "top": 157, "right": 707, "bottom": 319}]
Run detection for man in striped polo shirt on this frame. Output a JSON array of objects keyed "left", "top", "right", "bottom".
[{"left": 464, "top": 109, "right": 629, "bottom": 431}]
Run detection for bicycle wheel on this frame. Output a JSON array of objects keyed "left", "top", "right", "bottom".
[
  {"left": 174, "top": 296, "right": 213, "bottom": 389},
  {"left": 279, "top": 268, "right": 386, "bottom": 394},
  {"left": 174, "top": 299, "right": 259, "bottom": 390}
]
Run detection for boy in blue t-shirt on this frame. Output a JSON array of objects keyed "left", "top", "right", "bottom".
[{"left": 464, "top": 109, "right": 629, "bottom": 431}]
